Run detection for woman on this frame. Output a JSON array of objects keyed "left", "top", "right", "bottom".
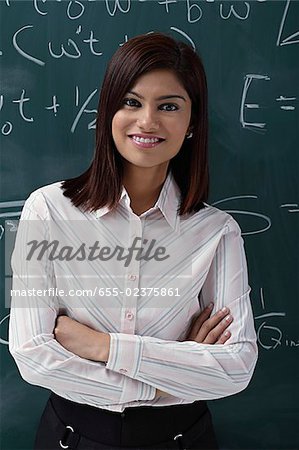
[{"left": 9, "top": 32, "right": 258, "bottom": 449}]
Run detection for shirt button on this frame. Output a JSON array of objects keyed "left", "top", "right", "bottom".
[
  {"left": 119, "top": 368, "right": 127, "bottom": 374},
  {"left": 126, "top": 311, "right": 134, "bottom": 320},
  {"left": 128, "top": 274, "right": 136, "bottom": 281}
]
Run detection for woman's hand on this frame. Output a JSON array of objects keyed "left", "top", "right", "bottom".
[
  {"left": 54, "top": 316, "right": 110, "bottom": 362},
  {"left": 155, "top": 304, "right": 233, "bottom": 399},
  {"left": 184, "top": 302, "right": 233, "bottom": 344}
]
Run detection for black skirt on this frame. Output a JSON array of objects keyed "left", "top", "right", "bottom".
[{"left": 34, "top": 392, "right": 219, "bottom": 450}]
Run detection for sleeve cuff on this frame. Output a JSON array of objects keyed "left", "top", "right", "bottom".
[
  {"left": 106, "top": 333, "right": 156, "bottom": 402},
  {"left": 106, "top": 333, "right": 143, "bottom": 378},
  {"left": 121, "top": 377, "right": 156, "bottom": 402}
]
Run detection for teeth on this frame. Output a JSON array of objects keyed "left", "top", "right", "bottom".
[{"left": 132, "top": 136, "right": 160, "bottom": 143}]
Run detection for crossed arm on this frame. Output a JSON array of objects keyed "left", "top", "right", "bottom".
[{"left": 54, "top": 303, "right": 234, "bottom": 398}]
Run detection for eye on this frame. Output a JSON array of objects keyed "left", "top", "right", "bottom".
[
  {"left": 122, "top": 98, "right": 140, "bottom": 108},
  {"left": 159, "top": 103, "right": 179, "bottom": 112}
]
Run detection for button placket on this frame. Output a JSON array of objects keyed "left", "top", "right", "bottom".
[
  {"left": 120, "top": 217, "right": 142, "bottom": 334},
  {"left": 128, "top": 274, "right": 136, "bottom": 281},
  {"left": 125, "top": 311, "right": 134, "bottom": 320}
]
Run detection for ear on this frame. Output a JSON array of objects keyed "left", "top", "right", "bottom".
[{"left": 186, "top": 128, "right": 194, "bottom": 139}]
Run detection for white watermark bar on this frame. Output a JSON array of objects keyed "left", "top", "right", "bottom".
[{"left": 6, "top": 218, "right": 194, "bottom": 309}]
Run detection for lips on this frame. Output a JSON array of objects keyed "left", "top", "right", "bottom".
[{"left": 128, "top": 134, "right": 165, "bottom": 149}]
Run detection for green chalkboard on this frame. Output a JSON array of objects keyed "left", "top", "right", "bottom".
[{"left": 1, "top": 1, "right": 298, "bottom": 449}]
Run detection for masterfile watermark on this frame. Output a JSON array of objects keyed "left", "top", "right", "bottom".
[
  {"left": 10, "top": 287, "right": 181, "bottom": 299},
  {"left": 26, "top": 237, "right": 170, "bottom": 267}
]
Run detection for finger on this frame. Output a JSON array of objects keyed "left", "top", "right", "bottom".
[
  {"left": 195, "top": 307, "right": 230, "bottom": 342},
  {"left": 186, "top": 303, "right": 213, "bottom": 339},
  {"left": 215, "top": 330, "right": 231, "bottom": 344},
  {"left": 202, "top": 314, "right": 234, "bottom": 344},
  {"left": 187, "top": 303, "right": 214, "bottom": 339}
]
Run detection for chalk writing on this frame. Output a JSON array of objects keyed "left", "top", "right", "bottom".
[
  {"left": 72, "top": 87, "right": 98, "bottom": 132},
  {"left": 2, "top": 74, "right": 297, "bottom": 136},
  {"left": 170, "top": 27, "right": 196, "bottom": 50},
  {"left": 105, "top": 0, "right": 131, "bottom": 16},
  {"left": 1, "top": 122, "right": 13, "bottom": 136},
  {"left": 13, "top": 25, "right": 45, "bottom": 67},
  {"left": 219, "top": 2, "right": 250, "bottom": 20},
  {"left": 0, "top": 87, "right": 98, "bottom": 133},
  {"left": 276, "top": 0, "right": 299, "bottom": 46},
  {"left": 280, "top": 203, "right": 299, "bottom": 213},
  {"left": 12, "top": 90, "right": 33, "bottom": 123},
  {"left": 240, "top": 74, "right": 271, "bottom": 132},
  {"left": 276, "top": 95, "right": 296, "bottom": 111},
  {"left": 45, "top": 96, "right": 60, "bottom": 116},
  {"left": 239, "top": 74, "right": 297, "bottom": 132},
  {"left": 2, "top": 0, "right": 289, "bottom": 32},
  {"left": 254, "top": 287, "right": 298, "bottom": 350},
  {"left": 212, "top": 196, "right": 272, "bottom": 236},
  {"left": 67, "top": 0, "right": 85, "bottom": 20},
  {"left": 0, "top": 314, "right": 9, "bottom": 346},
  {"left": 13, "top": 25, "right": 103, "bottom": 66}
]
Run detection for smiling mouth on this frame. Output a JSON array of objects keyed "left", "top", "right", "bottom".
[{"left": 128, "top": 135, "right": 165, "bottom": 149}]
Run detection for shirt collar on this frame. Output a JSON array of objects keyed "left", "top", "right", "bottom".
[
  {"left": 94, "top": 189, "right": 127, "bottom": 219},
  {"left": 95, "top": 170, "right": 181, "bottom": 232},
  {"left": 154, "top": 170, "right": 181, "bottom": 232}
]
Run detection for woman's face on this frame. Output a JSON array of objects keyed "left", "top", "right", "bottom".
[{"left": 112, "top": 69, "right": 192, "bottom": 171}]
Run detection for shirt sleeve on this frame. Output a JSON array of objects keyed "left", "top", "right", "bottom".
[
  {"left": 106, "top": 218, "right": 258, "bottom": 401},
  {"left": 8, "top": 192, "right": 156, "bottom": 406}
]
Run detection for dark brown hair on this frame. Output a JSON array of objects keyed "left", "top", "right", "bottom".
[{"left": 61, "top": 32, "right": 209, "bottom": 215}]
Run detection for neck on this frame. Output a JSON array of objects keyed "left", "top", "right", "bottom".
[{"left": 122, "top": 164, "right": 169, "bottom": 215}]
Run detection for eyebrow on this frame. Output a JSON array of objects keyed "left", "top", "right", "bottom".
[{"left": 127, "top": 90, "right": 186, "bottom": 102}]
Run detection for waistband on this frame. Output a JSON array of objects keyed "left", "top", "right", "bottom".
[{"left": 50, "top": 392, "right": 208, "bottom": 447}]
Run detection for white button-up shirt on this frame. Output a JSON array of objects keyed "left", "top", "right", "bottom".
[{"left": 9, "top": 171, "right": 258, "bottom": 412}]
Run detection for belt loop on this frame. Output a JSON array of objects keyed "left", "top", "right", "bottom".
[
  {"left": 59, "top": 425, "right": 80, "bottom": 449},
  {"left": 173, "top": 433, "right": 185, "bottom": 450}
]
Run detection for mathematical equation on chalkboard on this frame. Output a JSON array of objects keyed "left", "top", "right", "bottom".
[
  {"left": 0, "top": 0, "right": 298, "bottom": 44},
  {"left": 254, "top": 287, "right": 298, "bottom": 350},
  {"left": 0, "top": 74, "right": 298, "bottom": 136},
  {"left": 0, "top": 87, "right": 98, "bottom": 135},
  {"left": 0, "top": 0, "right": 298, "bottom": 135}
]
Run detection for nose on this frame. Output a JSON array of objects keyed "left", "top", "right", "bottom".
[{"left": 136, "top": 106, "right": 159, "bottom": 131}]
